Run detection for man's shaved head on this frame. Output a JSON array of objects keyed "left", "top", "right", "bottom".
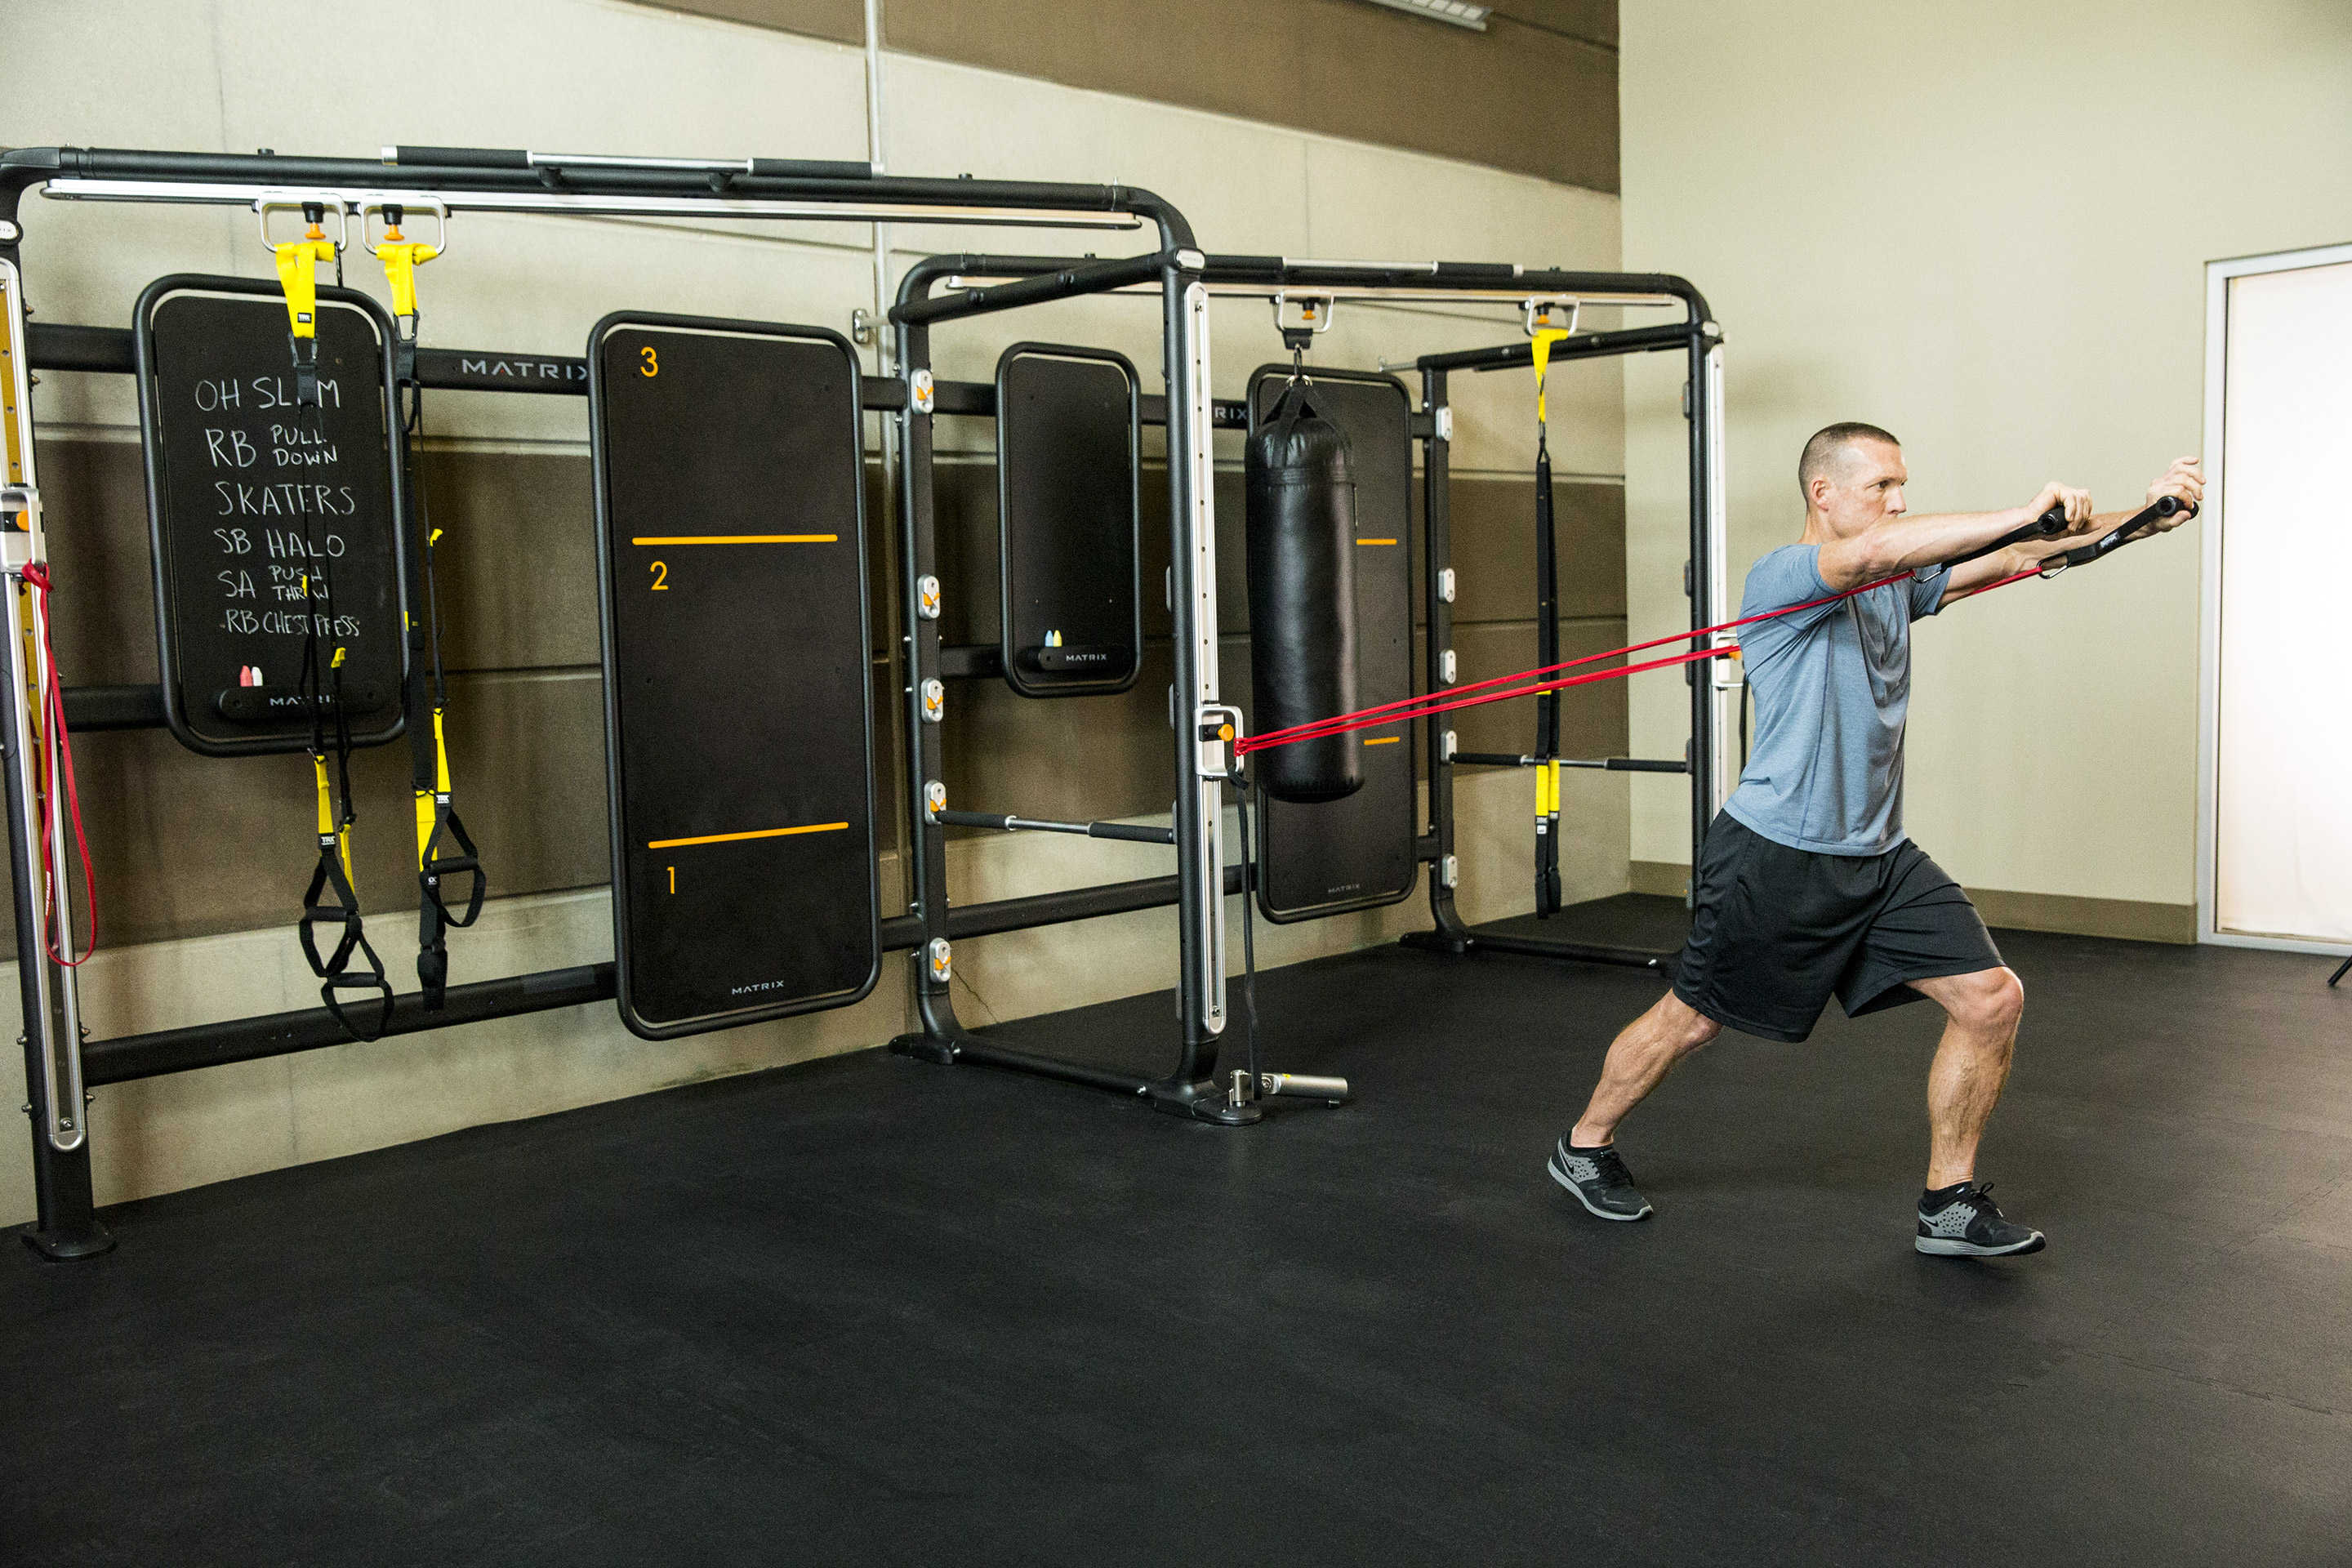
[{"left": 1798, "top": 422, "right": 1900, "bottom": 508}]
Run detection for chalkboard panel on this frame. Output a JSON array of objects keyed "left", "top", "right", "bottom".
[
  {"left": 134, "top": 278, "right": 408, "bottom": 756},
  {"left": 589, "top": 313, "right": 879, "bottom": 1039},
  {"left": 1248, "top": 368, "right": 1419, "bottom": 924},
  {"left": 995, "top": 344, "right": 1142, "bottom": 697}
]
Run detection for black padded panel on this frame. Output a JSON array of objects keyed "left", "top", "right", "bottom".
[
  {"left": 589, "top": 314, "right": 879, "bottom": 1039},
  {"left": 134, "top": 278, "right": 408, "bottom": 756},
  {"left": 1247, "top": 368, "right": 1419, "bottom": 923},
  {"left": 995, "top": 344, "right": 1141, "bottom": 697}
]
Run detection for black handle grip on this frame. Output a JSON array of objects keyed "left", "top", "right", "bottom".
[
  {"left": 746, "top": 157, "right": 879, "bottom": 180},
  {"left": 386, "top": 145, "right": 530, "bottom": 169},
  {"left": 1945, "top": 503, "right": 2073, "bottom": 570},
  {"left": 2045, "top": 495, "right": 2202, "bottom": 577}
]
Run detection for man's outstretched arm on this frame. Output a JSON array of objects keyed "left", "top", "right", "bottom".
[
  {"left": 1814, "top": 482, "right": 2096, "bottom": 593},
  {"left": 1940, "top": 457, "right": 2203, "bottom": 598}
]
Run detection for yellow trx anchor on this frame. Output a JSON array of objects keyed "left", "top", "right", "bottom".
[
  {"left": 367, "top": 200, "right": 446, "bottom": 341},
  {"left": 264, "top": 199, "right": 343, "bottom": 410}
]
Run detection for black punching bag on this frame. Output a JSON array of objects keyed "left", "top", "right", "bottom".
[{"left": 1245, "top": 384, "right": 1362, "bottom": 804}]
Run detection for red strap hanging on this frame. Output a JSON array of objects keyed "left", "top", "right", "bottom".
[{"left": 21, "top": 564, "right": 96, "bottom": 967}]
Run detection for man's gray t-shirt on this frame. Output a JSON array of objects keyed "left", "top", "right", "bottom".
[{"left": 1722, "top": 545, "right": 1948, "bottom": 856}]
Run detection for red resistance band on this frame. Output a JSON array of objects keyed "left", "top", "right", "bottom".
[
  {"left": 21, "top": 564, "right": 96, "bottom": 966},
  {"left": 1235, "top": 563, "right": 2040, "bottom": 758}
]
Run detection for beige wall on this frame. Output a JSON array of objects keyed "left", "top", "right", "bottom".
[
  {"left": 649, "top": 0, "right": 1619, "bottom": 192},
  {"left": 1, "top": 0, "right": 1631, "bottom": 1222},
  {"left": 1620, "top": 1, "right": 2352, "bottom": 913}
]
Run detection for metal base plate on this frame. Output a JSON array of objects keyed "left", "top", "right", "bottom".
[{"left": 19, "top": 1220, "right": 115, "bottom": 1262}]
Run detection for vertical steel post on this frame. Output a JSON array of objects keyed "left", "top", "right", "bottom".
[
  {"left": 1158, "top": 255, "right": 1227, "bottom": 1104},
  {"left": 886, "top": 318, "right": 967, "bottom": 1058},
  {"left": 0, "top": 243, "right": 109, "bottom": 1258},
  {"left": 1419, "top": 368, "right": 1472, "bottom": 945}
]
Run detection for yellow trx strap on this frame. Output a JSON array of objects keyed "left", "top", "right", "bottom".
[
  {"left": 314, "top": 751, "right": 352, "bottom": 879},
  {"left": 1531, "top": 324, "right": 1571, "bottom": 433},
  {"left": 413, "top": 708, "right": 447, "bottom": 864},
  {"left": 392, "top": 227, "right": 487, "bottom": 1009},
  {"left": 316, "top": 647, "right": 354, "bottom": 880},
  {"left": 270, "top": 203, "right": 340, "bottom": 411}
]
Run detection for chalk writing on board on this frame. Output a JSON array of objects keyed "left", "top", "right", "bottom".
[{"left": 141, "top": 286, "right": 406, "bottom": 751}]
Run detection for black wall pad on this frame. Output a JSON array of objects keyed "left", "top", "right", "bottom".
[
  {"left": 133, "top": 278, "right": 409, "bottom": 756},
  {"left": 993, "top": 344, "right": 1142, "bottom": 697},
  {"left": 588, "top": 314, "right": 880, "bottom": 1039},
  {"left": 1247, "top": 367, "right": 1419, "bottom": 923}
]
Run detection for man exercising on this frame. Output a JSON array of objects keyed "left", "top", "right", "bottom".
[{"left": 1548, "top": 424, "right": 2203, "bottom": 1256}]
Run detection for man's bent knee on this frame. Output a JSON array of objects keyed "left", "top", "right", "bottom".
[
  {"left": 1654, "top": 990, "right": 1725, "bottom": 1050},
  {"left": 1938, "top": 966, "right": 2024, "bottom": 1036}
]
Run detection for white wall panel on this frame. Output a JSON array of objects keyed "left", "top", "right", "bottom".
[{"left": 2211, "top": 260, "right": 2352, "bottom": 943}]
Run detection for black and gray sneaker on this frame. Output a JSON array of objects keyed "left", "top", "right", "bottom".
[
  {"left": 1548, "top": 1137, "right": 1653, "bottom": 1221},
  {"left": 1915, "top": 1181, "right": 2046, "bottom": 1257}
]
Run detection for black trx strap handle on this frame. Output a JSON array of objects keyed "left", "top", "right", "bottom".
[
  {"left": 299, "top": 799, "right": 394, "bottom": 1044},
  {"left": 415, "top": 773, "right": 486, "bottom": 1006},
  {"left": 401, "top": 416, "right": 487, "bottom": 1011},
  {"left": 1943, "top": 503, "right": 2072, "bottom": 571},
  {"left": 2039, "top": 494, "right": 2196, "bottom": 578}
]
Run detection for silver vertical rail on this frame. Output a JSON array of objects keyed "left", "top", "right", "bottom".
[
  {"left": 1173, "top": 269, "right": 1226, "bottom": 1047},
  {"left": 1700, "top": 338, "right": 1740, "bottom": 819}
]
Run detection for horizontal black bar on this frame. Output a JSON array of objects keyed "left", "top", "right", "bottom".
[
  {"left": 84, "top": 963, "right": 616, "bottom": 1086},
  {"left": 938, "top": 645, "right": 1005, "bottom": 680},
  {"left": 1198, "top": 256, "right": 1706, "bottom": 312},
  {"left": 1423, "top": 323, "right": 1697, "bottom": 375},
  {"left": 1136, "top": 394, "right": 1249, "bottom": 430},
  {"left": 1451, "top": 751, "right": 1687, "bottom": 774},
  {"left": 62, "top": 684, "right": 165, "bottom": 731},
  {"left": 25, "top": 322, "right": 133, "bottom": 373},
  {"left": 939, "top": 1038, "right": 1153, "bottom": 1096},
  {"left": 1462, "top": 934, "right": 1672, "bottom": 971},
  {"left": 1416, "top": 832, "right": 1439, "bottom": 862},
  {"left": 894, "top": 252, "right": 1169, "bottom": 327},
  {"left": 410, "top": 345, "right": 587, "bottom": 395},
  {"left": 386, "top": 148, "right": 877, "bottom": 181},
  {"left": 11, "top": 146, "right": 1153, "bottom": 216},
  {"left": 935, "top": 810, "right": 1176, "bottom": 845}
]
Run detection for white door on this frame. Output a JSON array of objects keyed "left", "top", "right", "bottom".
[{"left": 2201, "top": 247, "right": 2352, "bottom": 950}]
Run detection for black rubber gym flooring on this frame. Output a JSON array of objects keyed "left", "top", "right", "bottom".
[{"left": 5, "top": 895, "right": 2350, "bottom": 1566}]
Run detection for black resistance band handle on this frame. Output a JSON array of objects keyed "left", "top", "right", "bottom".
[
  {"left": 2042, "top": 494, "right": 2197, "bottom": 577},
  {"left": 1944, "top": 503, "right": 2071, "bottom": 571}
]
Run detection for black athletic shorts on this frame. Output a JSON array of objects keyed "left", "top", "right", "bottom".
[{"left": 1672, "top": 813, "right": 2004, "bottom": 1043}]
